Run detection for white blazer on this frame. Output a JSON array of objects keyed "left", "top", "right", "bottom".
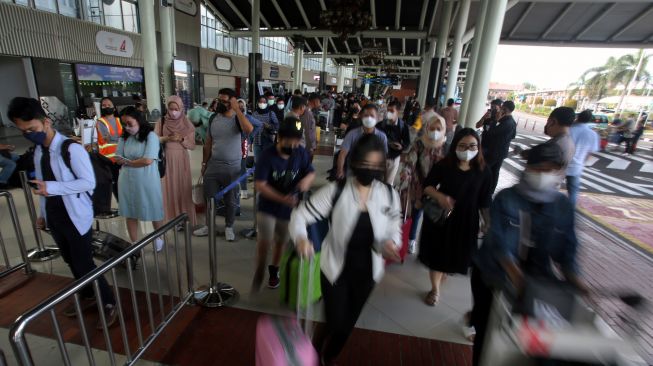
[{"left": 289, "top": 180, "right": 402, "bottom": 284}]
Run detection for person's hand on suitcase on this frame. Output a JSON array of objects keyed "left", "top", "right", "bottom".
[
  {"left": 382, "top": 240, "right": 401, "bottom": 262},
  {"left": 35, "top": 217, "right": 46, "bottom": 230},
  {"left": 282, "top": 194, "right": 298, "bottom": 208},
  {"left": 296, "top": 238, "right": 315, "bottom": 259}
]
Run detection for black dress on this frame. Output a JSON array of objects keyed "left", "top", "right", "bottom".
[{"left": 418, "top": 161, "right": 493, "bottom": 274}]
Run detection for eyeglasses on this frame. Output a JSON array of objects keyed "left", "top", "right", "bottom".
[{"left": 456, "top": 143, "right": 479, "bottom": 151}]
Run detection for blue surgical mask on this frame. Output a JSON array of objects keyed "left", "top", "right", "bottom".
[{"left": 23, "top": 131, "right": 47, "bottom": 145}]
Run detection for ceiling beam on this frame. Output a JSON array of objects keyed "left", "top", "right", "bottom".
[
  {"left": 270, "top": 0, "right": 290, "bottom": 28},
  {"left": 357, "top": 37, "right": 364, "bottom": 49},
  {"left": 329, "top": 38, "right": 339, "bottom": 53},
  {"left": 371, "top": 0, "right": 377, "bottom": 28},
  {"left": 428, "top": 0, "right": 441, "bottom": 36},
  {"left": 573, "top": 2, "right": 617, "bottom": 41},
  {"left": 205, "top": 2, "right": 233, "bottom": 29},
  {"left": 229, "top": 29, "right": 429, "bottom": 39},
  {"left": 247, "top": 0, "right": 270, "bottom": 28},
  {"left": 224, "top": 0, "right": 250, "bottom": 28},
  {"left": 449, "top": 1, "right": 460, "bottom": 35},
  {"left": 402, "top": 37, "right": 406, "bottom": 55},
  {"left": 359, "top": 66, "right": 421, "bottom": 71},
  {"left": 508, "top": 2, "right": 535, "bottom": 38},
  {"left": 608, "top": 4, "right": 653, "bottom": 42},
  {"left": 499, "top": 39, "right": 653, "bottom": 48},
  {"left": 541, "top": 3, "right": 574, "bottom": 39},
  {"left": 304, "top": 54, "right": 423, "bottom": 61},
  {"left": 462, "top": 0, "right": 519, "bottom": 43},
  {"left": 418, "top": 0, "right": 429, "bottom": 30},
  {"left": 395, "top": 0, "right": 402, "bottom": 30},
  {"left": 294, "top": 0, "right": 312, "bottom": 28},
  {"left": 387, "top": 38, "right": 392, "bottom": 54}
]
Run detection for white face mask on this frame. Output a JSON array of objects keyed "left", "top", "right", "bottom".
[
  {"left": 523, "top": 171, "right": 560, "bottom": 191},
  {"left": 456, "top": 150, "right": 478, "bottom": 162},
  {"left": 277, "top": 103, "right": 285, "bottom": 109},
  {"left": 258, "top": 103, "right": 267, "bottom": 110},
  {"left": 362, "top": 116, "right": 377, "bottom": 128},
  {"left": 428, "top": 130, "right": 443, "bottom": 141},
  {"left": 268, "top": 99, "right": 275, "bottom": 106},
  {"left": 386, "top": 111, "right": 397, "bottom": 121}
]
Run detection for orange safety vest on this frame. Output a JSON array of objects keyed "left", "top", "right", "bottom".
[{"left": 96, "top": 116, "right": 123, "bottom": 161}]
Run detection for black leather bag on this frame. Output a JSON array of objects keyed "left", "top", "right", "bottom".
[{"left": 422, "top": 197, "right": 449, "bottom": 225}]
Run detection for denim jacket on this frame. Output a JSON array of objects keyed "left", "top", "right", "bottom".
[{"left": 474, "top": 187, "right": 579, "bottom": 288}]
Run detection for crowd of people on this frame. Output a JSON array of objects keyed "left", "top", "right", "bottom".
[{"left": 5, "top": 86, "right": 644, "bottom": 365}]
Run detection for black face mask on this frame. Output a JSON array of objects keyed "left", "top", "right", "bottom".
[
  {"left": 352, "top": 167, "right": 384, "bottom": 186},
  {"left": 280, "top": 146, "right": 294, "bottom": 155},
  {"left": 101, "top": 107, "right": 115, "bottom": 116},
  {"left": 215, "top": 103, "right": 228, "bottom": 114}
]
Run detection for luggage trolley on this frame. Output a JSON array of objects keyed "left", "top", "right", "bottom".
[{"left": 480, "top": 290, "right": 646, "bottom": 366}]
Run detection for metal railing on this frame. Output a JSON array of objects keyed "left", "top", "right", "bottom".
[
  {"left": 194, "top": 167, "right": 254, "bottom": 308},
  {"left": 0, "top": 190, "right": 34, "bottom": 278},
  {"left": 19, "top": 171, "right": 60, "bottom": 262},
  {"left": 9, "top": 214, "right": 194, "bottom": 366}
]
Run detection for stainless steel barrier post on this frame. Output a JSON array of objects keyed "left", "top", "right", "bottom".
[
  {"left": 0, "top": 191, "right": 34, "bottom": 278},
  {"left": 0, "top": 348, "right": 7, "bottom": 366},
  {"left": 194, "top": 197, "right": 239, "bottom": 307},
  {"left": 19, "top": 171, "right": 60, "bottom": 262},
  {"left": 241, "top": 183, "right": 257, "bottom": 239}
]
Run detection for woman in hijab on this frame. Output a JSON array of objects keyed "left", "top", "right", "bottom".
[{"left": 158, "top": 95, "right": 197, "bottom": 227}]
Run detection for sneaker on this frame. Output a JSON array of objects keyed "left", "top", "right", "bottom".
[
  {"left": 408, "top": 240, "right": 417, "bottom": 254},
  {"left": 96, "top": 304, "right": 118, "bottom": 330},
  {"left": 62, "top": 298, "right": 97, "bottom": 317},
  {"left": 154, "top": 237, "right": 164, "bottom": 252},
  {"left": 193, "top": 225, "right": 209, "bottom": 237},
  {"left": 225, "top": 227, "right": 235, "bottom": 242},
  {"left": 241, "top": 190, "right": 249, "bottom": 199},
  {"left": 268, "top": 265, "right": 280, "bottom": 289}
]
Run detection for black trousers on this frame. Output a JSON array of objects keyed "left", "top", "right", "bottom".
[
  {"left": 317, "top": 271, "right": 375, "bottom": 362},
  {"left": 470, "top": 265, "right": 493, "bottom": 366},
  {"left": 488, "top": 161, "right": 503, "bottom": 194},
  {"left": 110, "top": 162, "right": 120, "bottom": 202},
  {"left": 48, "top": 209, "right": 115, "bottom": 306}
]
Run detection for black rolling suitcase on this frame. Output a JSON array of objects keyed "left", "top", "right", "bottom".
[{"left": 91, "top": 225, "right": 139, "bottom": 270}]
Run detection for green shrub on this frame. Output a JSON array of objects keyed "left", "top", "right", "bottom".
[
  {"left": 534, "top": 97, "right": 544, "bottom": 105},
  {"left": 563, "top": 99, "right": 578, "bottom": 109},
  {"left": 544, "top": 99, "right": 557, "bottom": 107}
]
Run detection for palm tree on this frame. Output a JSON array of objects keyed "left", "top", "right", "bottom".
[{"left": 613, "top": 49, "right": 651, "bottom": 113}]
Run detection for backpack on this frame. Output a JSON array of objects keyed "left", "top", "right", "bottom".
[{"left": 60, "top": 139, "right": 114, "bottom": 216}]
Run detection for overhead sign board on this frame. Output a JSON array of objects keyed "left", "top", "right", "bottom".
[
  {"left": 175, "top": 0, "right": 197, "bottom": 16},
  {"left": 95, "top": 31, "right": 134, "bottom": 58}
]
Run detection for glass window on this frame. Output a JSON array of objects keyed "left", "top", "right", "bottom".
[
  {"left": 34, "top": 0, "right": 57, "bottom": 13},
  {"left": 121, "top": 1, "right": 138, "bottom": 33},
  {"left": 58, "top": 0, "right": 78, "bottom": 17},
  {"left": 103, "top": 0, "right": 123, "bottom": 30}
]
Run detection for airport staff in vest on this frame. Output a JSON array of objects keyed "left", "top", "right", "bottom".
[{"left": 97, "top": 97, "right": 123, "bottom": 201}]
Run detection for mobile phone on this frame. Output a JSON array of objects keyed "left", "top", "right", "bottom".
[
  {"left": 29, "top": 181, "right": 39, "bottom": 189},
  {"left": 115, "top": 155, "right": 131, "bottom": 162}
]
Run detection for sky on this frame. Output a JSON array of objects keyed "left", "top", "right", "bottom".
[{"left": 490, "top": 45, "right": 653, "bottom": 90}]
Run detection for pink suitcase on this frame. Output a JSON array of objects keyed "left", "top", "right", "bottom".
[{"left": 255, "top": 258, "right": 318, "bottom": 366}]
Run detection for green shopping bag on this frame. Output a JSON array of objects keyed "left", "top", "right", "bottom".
[{"left": 280, "top": 249, "right": 321, "bottom": 309}]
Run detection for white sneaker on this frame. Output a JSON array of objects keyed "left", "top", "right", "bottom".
[
  {"left": 241, "top": 190, "right": 249, "bottom": 199},
  {"left": 154, "top": 237, "right": 164, "bottom": 252},
  {"left": 408, "top": 240, "right": 417, "bottom": 254},
  {"left": 193, "top": 225, "right": 209, "bottom": 237},
  {"left": 225, "top": 227, "right": 235, "bottom": 242}
]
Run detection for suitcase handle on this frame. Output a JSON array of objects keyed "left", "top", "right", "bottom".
[{"left": 297, "top": 257, "right": 315, "bottom": 337}]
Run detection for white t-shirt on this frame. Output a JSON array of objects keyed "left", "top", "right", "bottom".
[{"left": 567, "top": 123, "right": 599, "bottom": 177}]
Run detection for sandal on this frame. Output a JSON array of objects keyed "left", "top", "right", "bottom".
[{"left": 425, "top": 290, "right": 439, "bottom": 306}]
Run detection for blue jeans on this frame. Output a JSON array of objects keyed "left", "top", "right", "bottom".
[
  {"left": 409, "top": 206, "right": 423, "bottom": 241},
  {"left": 0, "top": 152, "right": 19, "bottom": 184},
  {"left": 566, "top": 175, "right": 581, "bottom": 207}
]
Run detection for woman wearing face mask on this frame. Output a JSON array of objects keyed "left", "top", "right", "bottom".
[
  {"left": 273, "top": 97, "right": 285, "bottom": 123},
  {"left": 116, "top": 107, "right": 165, "bottom": 250},
  {"left": 157, "top": 96, "right": 197, "bottom": 228},
  {"left": 252, "top": 96, "right": 280, "bottom": 164},
  {"left": 419, "top": 128, "right": 493, "bottom": 306},
  {"left": 291, "top": 133, "right": 401, "bottom": 365},
  {"left": 400, "top": 114, "right": 447, "bottom": 255}
]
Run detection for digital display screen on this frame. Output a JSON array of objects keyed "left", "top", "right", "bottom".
[{"left": 363, "top": 73, "right": 400, "bottom": 85}]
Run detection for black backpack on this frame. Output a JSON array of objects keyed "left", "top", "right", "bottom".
[{"left": 60, "top": 139, "right": 114, "bottom": 216}]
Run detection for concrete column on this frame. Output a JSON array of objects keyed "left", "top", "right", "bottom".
[
  {"left": 426, "top": 0, "right": 454, "bottom": 107},
  {"left": 337, "top": 66, "right": 346, "bottom": 92},
  {"left": 446, "top": 0, "right": 471, "bottom": 101},
  {"left": 364, "top": 83, "right": 370, "bottom": 98},
  {"left": 465, "top": 0, "right": 508, "bottom": 127},
  {"left": 293, "top": 42, "right": 304, "bottom": 91},
  {"left": 138, "top": 0, "right": 161, "bottom": 115},
  {"left": 159, "top": 5, "right": 174, "bottom": 100},
  {"left": 417, "top": 41, "right": 435, "bottom": 107},
  {"left": 251, "top": 0, "right": 260, "bottom": 54},
  {"left": 320, "top": 37, "right": 328, "bottom": 92},
  {"left": 459, "top": 0, "right": 489, "bottom": 127}
]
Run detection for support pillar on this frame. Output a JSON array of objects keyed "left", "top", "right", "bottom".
[
  {"left": 293, "top": 41, "right": 304, "bottom": 91},
  {"left": 249, "top": 0, "right": 261, "bottom": 105},
  {"left": 465, "top": 0, "right": 508, "bottom": 127},
  {"left": 446, "top": 0, "right": 471, "bottom": 101},
  {"left": 459, "top": 0, "right": 489, "bottom": 127},
  {"left": 417, "top": 41, "right": 435, "bottom": 107},
  {"left": 319, "top": 37, "right": 328, "bottom": 92},
  {"left": 336, "top": 66, "right": 345, "bottom": 92},
  {"left": 364, "top": 83, "right": 370, "bottom": 98},
  {"left": 159, "top": 5, "right": 174, "bottom": 102},
  {"left": 138, "top": 0, "right": 161, "bottom": 117},
  {"left": 426, "top": 0, "right": 454, "bottom": 108}
]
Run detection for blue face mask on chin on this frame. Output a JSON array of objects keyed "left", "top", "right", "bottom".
[{"left": 23, "top": 131, "right": 47, "bottom": 145}]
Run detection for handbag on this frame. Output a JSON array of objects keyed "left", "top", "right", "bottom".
[
  {"left": 192, "top": 175, "right": 204, "bottom": 206},
  {"left": 157, "top": 119, "right": 166, "bottom": 178},
  {"left": 422, "top": 197, "right": 449, "bottom": 225}
]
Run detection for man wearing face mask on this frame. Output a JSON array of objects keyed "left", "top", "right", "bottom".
[
  {"left": 519, "top": 107, "right": 575, "bottom": 175},
  {"left": 376, "top": 100, "right": 410, "bottom": 185},
  {"left": 194, "top": 88, "right": 254, "bottom": 241},
  {"left": 471, "top": 142, "right": 586, "bottom": 366},
  {"left": 252, "top": 116, "right": 316, "bottom": 291},
  {"left": 336, "top": 104, "right": 388, "bottom": 180},
  {"left": 96, "top": 97, "right": 123, "bottom": 200},
  {"left": 8, "top": 97, "right": 117, "bottom": 328},
  {"left": 481, "top": 100, "right": 517, "bottom": 194}
]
